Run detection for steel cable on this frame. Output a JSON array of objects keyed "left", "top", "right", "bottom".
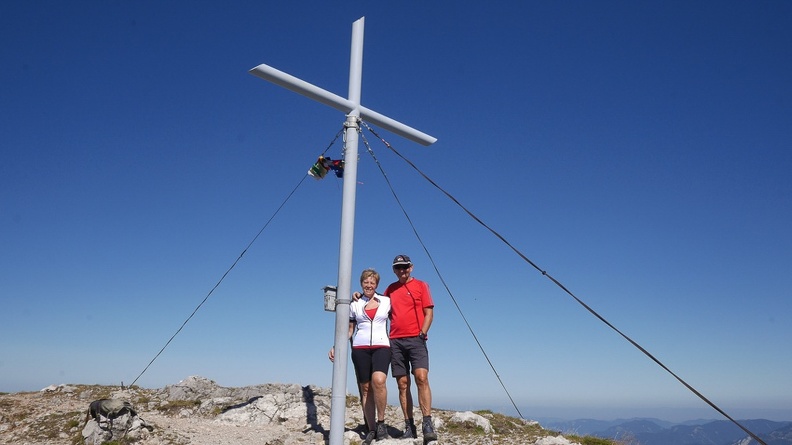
[
  {"left": 360, "top": 129, "right": 526, "bottom": 420},
  {"left": 362, "top": 121, "right": 767, "bottom": 445},
  {"left": 128, "top": 129, "right": 344, "bottom": 388}
]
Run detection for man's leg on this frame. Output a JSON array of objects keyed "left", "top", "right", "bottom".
[
  {"left": 414, "top": 368, "right": 432, "bottom": 417},
  {"left": 396, "top": 374, "right": 413, "bottom": 419},
  {"left": 414, "top": 367, "right": 437, "bottom": 442},
  {"left": 391, "top": 339, "right": 417, "bottom": 438},
  {"left": 395, "top": 374, "right": 416, "bottom": 438}
]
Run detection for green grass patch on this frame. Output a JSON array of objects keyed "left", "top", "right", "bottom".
[{"left": 157, "top": 399, "right": 202, "bottom": 414}]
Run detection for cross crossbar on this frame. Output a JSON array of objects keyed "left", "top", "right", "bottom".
[{"left": 249, "top": 64, "right": 436, "bottom": 146}]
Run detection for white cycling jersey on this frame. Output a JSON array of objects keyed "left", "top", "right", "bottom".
[{"left": 349, "top": 294, "right": 391, "bottom": 348}]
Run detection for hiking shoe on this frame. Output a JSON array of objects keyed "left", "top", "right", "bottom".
[
  {"left": 376, "top": 421, "right": 389, "bottom": 440},
  {"left": 422, "top": 419, "right": 437, "bottom": 443},
  {"left": 362, "top": 430, "right": 376, "bottom": 445},
  {"left": 402, "top": 420, "right": 417, "bottom": 439}
]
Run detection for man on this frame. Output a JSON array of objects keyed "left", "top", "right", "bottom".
[{"left": 384, "top": 254, "right": 437, "bottom": 443}]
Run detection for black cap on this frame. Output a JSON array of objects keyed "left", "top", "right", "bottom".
[{"left": 392, "top": 255, "right": 412, "bottom": 266}]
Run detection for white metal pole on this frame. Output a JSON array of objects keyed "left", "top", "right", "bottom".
[
  {"left": 248, "top": 15, "right": 435, "bottom": 443},
  {"left": 328, "top": 16, "right": 365, "bottom": 445}
]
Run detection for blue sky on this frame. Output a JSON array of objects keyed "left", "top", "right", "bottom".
[{"left": 2, "top": 1, "right": 790, "bottom": 423}]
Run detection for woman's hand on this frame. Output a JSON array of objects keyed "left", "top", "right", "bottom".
[{"left": 328, "top": 347, "right": 335, "bottom": 362}]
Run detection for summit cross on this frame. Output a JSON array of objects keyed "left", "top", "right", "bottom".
[{"left": 249, "top": 16, "right": 436, "bottom": 445}]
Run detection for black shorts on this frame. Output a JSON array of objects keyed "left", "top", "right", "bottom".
[
  {"left": 390, "top": 336, "right": 429, "bottom": 377},
  {"left": 351, "top": 347, "right": 392, "bottom": 384}
]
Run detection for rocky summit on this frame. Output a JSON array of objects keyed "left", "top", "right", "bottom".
[{"left": 0, "top": 375, "right": 604, "bottom": 445}]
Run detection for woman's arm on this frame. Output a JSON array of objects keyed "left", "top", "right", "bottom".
[{"left": 329, "top": 320, "right": 357, "bottom": 362}]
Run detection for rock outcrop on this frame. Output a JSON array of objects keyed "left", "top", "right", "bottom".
[{"left": 0, "top": 376, "right": 599, "bottom": 445}]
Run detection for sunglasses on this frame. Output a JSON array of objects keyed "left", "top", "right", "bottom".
[{"left": 393, "top": 264, "right": 411, "bottom": 270}]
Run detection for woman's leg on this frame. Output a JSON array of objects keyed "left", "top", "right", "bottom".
[
  {"left": 359, "top": 381, "right": 375, "bottom": 430},
  {"left": 371, "top": 371, "right": 388, "bottom": 421}
]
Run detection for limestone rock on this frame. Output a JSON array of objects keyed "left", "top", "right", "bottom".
[{"left": 449, "top": 411, "right": 493, "bottom": 433}]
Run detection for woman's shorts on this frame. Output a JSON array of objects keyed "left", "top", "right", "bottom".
[{"left": 351, "top": 346, "right": 392, "bottom": 384}]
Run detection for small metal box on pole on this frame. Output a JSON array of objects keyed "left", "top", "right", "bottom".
[{"left": 323, "top": 285, "right": 337, "bottom": 312}]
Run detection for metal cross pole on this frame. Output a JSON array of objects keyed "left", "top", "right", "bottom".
[{"left": 249, "top": 17, "right": 436, "bottom": 445}]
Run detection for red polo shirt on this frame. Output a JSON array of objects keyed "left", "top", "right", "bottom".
[{"left": 384, "top": 278, "right": 434, "bottom": 339}]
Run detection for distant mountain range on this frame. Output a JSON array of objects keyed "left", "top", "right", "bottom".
[{"left": 537, "top": 417, "right": 792, "bottom": 445}]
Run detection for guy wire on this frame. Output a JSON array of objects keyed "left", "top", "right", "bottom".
[
  {"left": 360, "top": 130, "right": 526, "bottom": 420},
  {"left": 361, "top": 122, "right": 767, "bottom": 445},
  {"left": 129, "top": 129, "right": 344, "bottom": 388}
]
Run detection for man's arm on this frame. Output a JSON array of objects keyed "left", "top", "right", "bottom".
[{"left": 421, "top": 307, "right": 433, "bottom": 336}]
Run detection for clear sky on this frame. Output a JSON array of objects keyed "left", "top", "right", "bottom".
[{"left": 2, "top": 1, "right": 790, "bottom": 423}]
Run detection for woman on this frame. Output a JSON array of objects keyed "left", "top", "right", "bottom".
[{"left": 329, "top": 269, "right": 391, "bottom": 443}]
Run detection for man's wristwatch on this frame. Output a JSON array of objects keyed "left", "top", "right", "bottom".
[{"left": 419, "top": 332, "right": 427, "bottom": 341}]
